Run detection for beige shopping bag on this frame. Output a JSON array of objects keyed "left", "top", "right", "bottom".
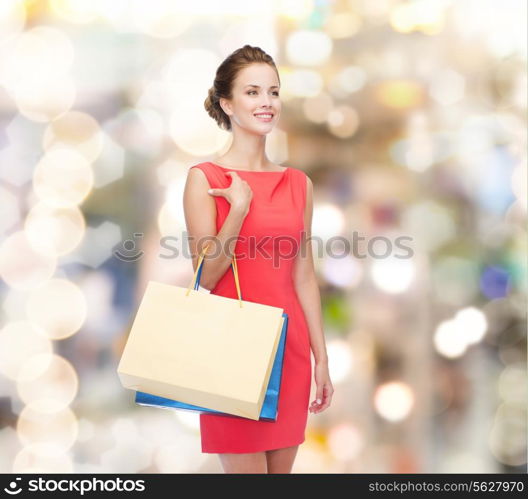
[{"left": 117, "top": 242, "right": 285, "bottom": 420}]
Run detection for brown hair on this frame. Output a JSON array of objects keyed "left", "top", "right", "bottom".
[{"left": 204, "top": 45, "right": 280, "bottom": 131}]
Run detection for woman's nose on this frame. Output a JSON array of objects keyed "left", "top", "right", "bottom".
[{"left": 260, "top": 94, "right": 272, "bottom": 106}]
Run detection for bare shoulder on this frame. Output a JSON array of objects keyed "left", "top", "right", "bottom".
[{"left": 186, "top": 164, "right": 209, "bottom": 183}]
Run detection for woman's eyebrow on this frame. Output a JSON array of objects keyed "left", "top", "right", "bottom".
[{"left": 244, "top": 84, "right": 280, "bottom": 89}]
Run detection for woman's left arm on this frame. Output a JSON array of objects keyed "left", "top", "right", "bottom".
[{"left": 293, "top": 174, "right": 334, "bottom": 414}]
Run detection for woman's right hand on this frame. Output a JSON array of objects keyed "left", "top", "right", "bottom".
[{"left": 207, "top": 171, "right": 253, "bottom": 216}]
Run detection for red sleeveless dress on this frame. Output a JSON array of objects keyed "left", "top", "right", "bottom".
[{"left": 188, "top": 162, "right": 312, "bottom": 453}]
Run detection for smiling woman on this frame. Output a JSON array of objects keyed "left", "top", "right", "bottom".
[
  {"left": 183, "top": 45, "right": 333, "bottom": 473},
  {"left": 204, "top": 45, "right": 281, "bottom": 134}
]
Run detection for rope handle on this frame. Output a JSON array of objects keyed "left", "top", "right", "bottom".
[{"left": 185, "top": 242, "right": 243, "bottom": 307}]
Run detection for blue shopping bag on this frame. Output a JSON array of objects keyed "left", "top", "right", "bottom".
[{"left": 135, "top": 311, "right": 288, "bottom": 421}]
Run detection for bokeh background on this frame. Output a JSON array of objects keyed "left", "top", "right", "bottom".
[{"left": 0, "top": 0, "right": 526, "bottom": 473}]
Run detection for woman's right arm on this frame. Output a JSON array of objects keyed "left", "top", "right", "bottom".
[{"left": 183, "top": 168, "right": 252, "bottom": 291}]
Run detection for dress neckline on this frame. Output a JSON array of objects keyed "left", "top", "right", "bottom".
[{"left": 208, "top": 161, "right": 288, "bottom": 174}]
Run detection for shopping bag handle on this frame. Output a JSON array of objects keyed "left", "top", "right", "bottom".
[{"left": 185, "top": 242, "right": 243, "bottom": 308}]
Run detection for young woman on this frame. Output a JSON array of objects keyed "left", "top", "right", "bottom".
[{"left": 183, "top": 45, "right": 333, "bottom": 473}]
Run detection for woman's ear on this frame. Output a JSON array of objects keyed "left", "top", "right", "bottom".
[{"left": 219, "top": 97, "right": 232, "bottom": 117}]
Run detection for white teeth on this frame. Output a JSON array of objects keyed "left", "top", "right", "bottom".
[{"left": 255, "top": 114, "right": 272, "bottom": 118}]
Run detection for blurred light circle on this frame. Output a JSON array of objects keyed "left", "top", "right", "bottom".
[
  {"left": 323, "top": 254, "right": 361, "bottom": 289},
  {"left": 286, "top": 30, "right": 332, "bottom": 66},
  {"left": 17, "top": 353, "right": 79, "bottom": 414},
  {"left": 375, "top": 80, "right": 423, "bottom": 109},
  {"left": 16, "top": 404, "right": 78, "bottom": 450},
  {"left": 302, "top": 92, "right": 333, "bottom": 124},
  {"left": 0, "top": 231, "right": 57, "bottom": 289},
  {"left": 0, "top": 0, "right": 26, "bottom": 45},
  {"left": 374, "top": 381, "right": 414, "bottom": 422},
  {"left": 25, "top": 26, "right": 75, "bottom": 70},
  {"left": 26, "top": 278, "right": 87, "bottom": 340},
  {"left": 174, "top": 411, "right": 200, "bottom": 431},
  {"left": 165, "top": 178, "right": 186, "bottom": 225},
  {"left": 326, "top": 105, "right": 359, "bottom": 138},
  {"left": 480, "top": 265, "right": 511, "bottom": 299},
  {"left": 497, "top": 364, "right": 527, "bottom": 404},
  {"left": 49, "top": 0, "right": 99, "bottom": 24},
  {"left": 169, "top": 104, "right": 231, "bottom": 156},
  {"left": 434, "top": 319, "right": 467, "bottom": 358},
  {"left": 154, "top": 437, "right": 207, "bottom": 473},
  {"left": 327, "top": 423, "right": 364, "bottom": 460},
  {"left": 15, "top": 76, "right": 76, "bottom": 122},
  {"left": 325, "top": 12, "right": 361, "bottom": 39},
  {"left": 162, "top": 49, "right": 227, "bottom": 156},
  {"left": 429, "top": 68, "right": 465, "bottom": 106},
  {"left": 284, "top": 69, "right": 323, "bottom": 98},
  {"left": 0, "top": 321, "right": 52, "bottom": 380},
  {"left": 13, "top": 443, "right": 74, "bottom": 473},
  {"left": 504, "top": 199, "right": 527, "bottom": 224},
  {"left": 511, "top": 159, "right": 527, "bottom": 211},
  {"left": 100, "top": 440, "right": 153, "bottom": 473},
  {"left": 390, "top": 1, "right": 444, "bottom": 35},
  {"left": 156, "top": 159, "right": 184, "bottom": 186},
  {"left": 76, "top": 417, "right": 96, "bottom": 442},
  {"left": 163, "top": 48, "right": 220, "bottom": 106},
  {"left": 327, "top": 339, "right": 354, "bottom": 383},
  {"left": 157, "top": 203, "right": 184, "bottom": 238},
  {"left": 91, "top": 133, "right": 126, "bottom": 188},
  {"left": 431, "top": 257, "right": 480, "bottom": 306},
  {"left": 131, "top": 0, "right": 192, "bottom": 38},
  {"left": 454, "top": 306, "right": 487, "bottom": 345},
  {"left": 334, "top": 66, "right": 367, "bottom": 94},
  {"left": 371, "top": 258, "right": 415, "bottom": 294},
  {"left": 93, "top": 0, "right": 135, "bottom": 31},
  {"left": 488, "top": 403, "right": 527, "bottom": 467},
  {"left": 2, "top": 26, "right": 74, "bottom": 94},
  {"left": 439, "top": 452, "right": 488, "bottom": 474},
  {"left": 276, "top": 0, "right": 313, "bottom": 20},
  {"left": 0, "top": 185, "right": 20, "bottom": 236},
  {"left": 24, "top": 202, "right": 85, "bottom": 257},
  {"left": 110, "top": 417, "right": 137, "bottom": 440},
  {"left": 43, "top": 111, "right": 103, "bottom": 162},
  {"left": 401, "top": 200, "right": 456, "bottom": 252},
  {"left": 312, "top": 203, "right": 345, "bottom": 240},
  {"left": 33, "top": 148, "right": 94, "bottom": 207},
  {"left": 6, "top": 26, "right": 76, "bottom": 122},
  {"left": 104, "top": 107, "right": 164, "bottom": 158},
  {"left": 100, "top": 418, "right": 153, "bottom": 473}
]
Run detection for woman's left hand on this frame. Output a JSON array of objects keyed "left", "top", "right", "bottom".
[{"left": 309, "top": 361, "right": 334, "bottom": 414}]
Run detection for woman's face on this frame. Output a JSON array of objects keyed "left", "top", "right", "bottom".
[{"left": 220, "top": 63, "right": 281, "bottom": 134}]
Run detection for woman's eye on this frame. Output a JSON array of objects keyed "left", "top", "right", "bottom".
[{"left": 247, "top": 90, "right": 280, "bottom": 96}]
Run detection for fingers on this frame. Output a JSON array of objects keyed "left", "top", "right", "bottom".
[
  {"left": 208, "top": 171, "right": 240, "bottom": 196},
  {"left": 309, "top": 384, "right": 333, "bottom": 414},
  {"left": 318, "top": 394, "right": 331, "bottom": 412},
  {"left": 315, "top": 389, "right": 323, "bottom": 406},
  {"left": 207, "top": 188, "right": 224, "bottom": 197},
  {"left": 309, "top": 391, "right": 323, "bottom": 413}
]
